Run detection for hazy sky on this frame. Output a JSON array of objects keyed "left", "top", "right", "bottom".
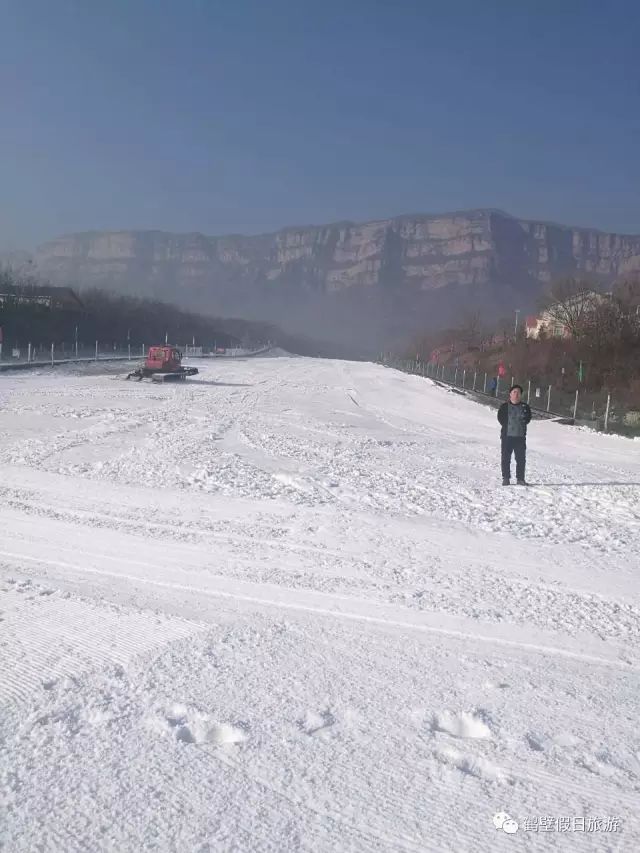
[{"left": 1, "top": 0, "right": 639, "bottom": 249}]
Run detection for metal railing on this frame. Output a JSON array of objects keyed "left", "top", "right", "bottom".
[
  {"left": 0, "top": 342, "right": 142, "bottom": 369},
  {"left": 378, "top": 356, "right": 640, "bottom": 437},
  {"left": 0, "top": 340, "right": 272, "bottom": 371}
]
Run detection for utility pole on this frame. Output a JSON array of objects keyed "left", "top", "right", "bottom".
[{"left": 604, "top": 394, "right": 611, "bottom": 432}]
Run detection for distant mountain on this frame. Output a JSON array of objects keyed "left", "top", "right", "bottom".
[{"left": 28, "top": 210, "right": 640, "bottom": 355}]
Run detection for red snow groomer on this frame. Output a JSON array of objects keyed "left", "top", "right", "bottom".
[{"left": 126, "top": 346, "right": 199, "bottom": 383}]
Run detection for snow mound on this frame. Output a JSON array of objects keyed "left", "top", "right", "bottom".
[
  {"left": 435, "top": 746, "right": 510, "bottom": 783},
  {"left": 262, "top": 347, "right": 293, "bottom": 358},
  {"left": 147, "top": 703, "right": 247, "bottom": 747},
  {"left": 431, "top": 711, "right": 492, "bottom": 739},
  {"left": 299, "top": 708, "right": 337, "bottom": 736}
]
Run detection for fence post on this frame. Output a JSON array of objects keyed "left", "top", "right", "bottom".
[
  {"left": 483, "top": 372, "right": 487, "bottom": 393},
  {"left": 604, "top": 394, "right": 611, "bottom": 432},
  {"left": 95, "top": 340, "right": 98, "bottom": 361},
  {"left": 128, "top": 343, "right": 131, "bottom": 360},
  {"left": 142, "top": 344, "right": 145, "bottom": 357},
  {"left": 573, "top": 389, "right": 579, "bottom": 421},
  {"left": 462, "top": 368, "right": 466, "bottom": 388},
  {"left": 547, "top": 385, "right": 552, "bottom": 412},
  {"left": 496, "top": 376, "right": 500, "bottom": 397},
  {"left": 527, "top": 380, "right": 531, "bottom": 403},
  {"left": 51, "top": 343, "right": 54, "bottom": 365},
  {"left": 473, "top": 370, "right": 477, "bottom": 391},
  {"left": 454, "top": 367, "right": 458, "bottom": 385},
  {"left": 28, "top": 342, "right": 32, "bottom": 363},
  {"left": 511, "top": 376, "right": 514, "bottom": 388}
]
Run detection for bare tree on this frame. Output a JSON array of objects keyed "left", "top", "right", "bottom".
[
  {"left": 566, "top": 285, "right": 640, "bottom": 388},
  {"left": 541, "top": 277, "right": 605, "bottom": 340},
  {"left": 495, "top": 315, "right": 514, "bottom": 345},
  {"left": 457, "top": 308, "right": 483, "bottom": 349},
  {"left": 614, "top": 276, "right": 640, "bottom": 317}
]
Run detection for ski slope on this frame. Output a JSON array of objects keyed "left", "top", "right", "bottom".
[{"left": 1, "top": 354, "right": 639, "bottom": 852}]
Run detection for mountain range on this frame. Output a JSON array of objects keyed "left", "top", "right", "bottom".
[{"left": 6, "top": 209, "right": 640, "bottom": 354}]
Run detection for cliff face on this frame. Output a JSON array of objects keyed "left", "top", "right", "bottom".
[{"left": 32, "top": 210, "right": 640, "bottom": 351}]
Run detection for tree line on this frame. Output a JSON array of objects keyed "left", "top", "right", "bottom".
[
  {"left": 409, "top": 276, "right": 640, "bottom": 401},
  {"left": 0, "top": 268, "right": 275, "bottom": 349},
  {"left": 0, "top": 267, "right": 367, "bottom": 359}
]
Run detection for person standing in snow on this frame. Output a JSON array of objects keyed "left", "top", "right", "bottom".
[{"left": 497, "top": 384, "right": 532, "bottom": 485}]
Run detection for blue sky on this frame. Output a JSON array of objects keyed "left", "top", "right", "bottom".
[{"left": 1, "top": 0, "right": 639, "bottom": 248}]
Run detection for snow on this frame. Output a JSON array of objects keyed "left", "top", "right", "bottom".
[{"left": 0, "top": 355, "right": 639, "bottom": 851}]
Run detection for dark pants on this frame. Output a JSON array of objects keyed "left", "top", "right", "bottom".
[{"left": 501, "top": 436, "right": 526, "bottom": 481}]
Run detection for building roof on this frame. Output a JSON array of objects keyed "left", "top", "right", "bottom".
[
  {"left": 0, "top": 285, "right": 83, "bottom": 311},
  {"left": 34, "top": 286, "right": 84, "bottom": 309}
]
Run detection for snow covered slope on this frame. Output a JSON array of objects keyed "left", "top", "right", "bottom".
[{"left": 1, "top": 356, "right": 639, "bottom": 852}]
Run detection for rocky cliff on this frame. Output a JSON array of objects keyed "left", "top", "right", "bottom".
[{"left": 31, "top": 210, "right": 640, "bottom": 352}]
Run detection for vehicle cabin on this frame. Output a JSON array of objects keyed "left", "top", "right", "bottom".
[{"left": 146, "top": 346, "right": 182, "bottom": 370}]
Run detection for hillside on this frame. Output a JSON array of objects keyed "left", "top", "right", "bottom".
[
  {"left": 1, "top": 355, "right": 639, "bottom": 850},
  {"left": 28, "top": 210, "right": 640, "bottom": 354}
]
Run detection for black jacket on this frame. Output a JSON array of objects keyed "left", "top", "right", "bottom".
[{"left": 497, "top": 401, "right": 532, "bottom": 439}]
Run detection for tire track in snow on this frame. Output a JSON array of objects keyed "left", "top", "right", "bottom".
[
  {"left": 0, "top": 581, "right": 206, "bottom": 708},
  {"left": 1, "top": 548, "right": 637, "bottom": 673},
  {"left": 5, "top": 490, "right": 638, "bottom": 648},
  {"left": 211, "top": 747, "right": 429, "bottom": 853},
  {"left": 0, "top": 488, "right": 347, "bottom": 558},
  {"left": 509, "top": 758, "right": 640, "bottom": 828}
]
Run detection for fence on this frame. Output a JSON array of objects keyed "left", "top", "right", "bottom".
[
  {"left": 0, "top": 341, "right": 143, "bottom": 368},
  {"left": 0, "top": 340, "right": 273, "bottom": 371},
  {"left": 183, "top": 344, "right": 272, "bottom": 358},
  {"left": 378, "top": 356, "right": 640, "bottom": 438}
]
